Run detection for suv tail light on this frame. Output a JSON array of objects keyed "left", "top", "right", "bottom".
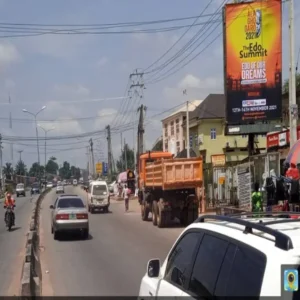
[
  {"left": 56, "top": 214, "right": 69, "bottom": 220},
  {"left": 76, "top": 213, "right": 88, "bottom": 219}
]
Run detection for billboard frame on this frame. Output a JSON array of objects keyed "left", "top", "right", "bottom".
[{"left": 223, "top": 0, "right": 282, "bottom": 127}]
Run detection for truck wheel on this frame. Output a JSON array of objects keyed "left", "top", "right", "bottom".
[
  {"left": 152, "top": 200, "right": 158, "bottom": 226},
  {"left": 157, "top": 204, "right": 169, "bottom": 228},
  {"left": 141, "top": 201, "right": 149, "bottom": 221}
]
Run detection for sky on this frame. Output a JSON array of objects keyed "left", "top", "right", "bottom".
[{"left": 0, "top": 0, "right": 299, "bottom": 170}]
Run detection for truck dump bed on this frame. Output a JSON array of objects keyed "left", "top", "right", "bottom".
[{"left": 144, "top": 157, "right": 203, "bottom": 190}]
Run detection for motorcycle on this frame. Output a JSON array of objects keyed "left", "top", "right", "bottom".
[{"left": 4, "top": 205, "right": 15, "bottom": 231}]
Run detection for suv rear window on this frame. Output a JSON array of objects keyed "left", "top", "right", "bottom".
[
  {"left": 17, "top": 184, "right": 24, "bottom": 189},
  {"left": 92, "top": 185, "right": 107, "bottom": 195}
]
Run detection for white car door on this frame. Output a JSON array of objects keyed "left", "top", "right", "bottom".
[{"left": 140, "top": 230, "right": 202, "bottom": 298}]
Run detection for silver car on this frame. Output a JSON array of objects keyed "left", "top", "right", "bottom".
[
  {"left": 50, "top": 196, "right": 89, "bottom": 240},
  {"left": 56, "top": 185, "right": 64, "bottom": 194}
]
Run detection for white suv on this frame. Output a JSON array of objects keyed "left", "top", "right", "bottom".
[{"left": 139, "top": 213, "right": 300, "bottom": 298}]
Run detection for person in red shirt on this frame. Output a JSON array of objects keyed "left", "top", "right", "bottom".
[
  {"left": 4, "top": 193, "right": 15, "bottom": 225},
  {"left": 285, "top": 163, "right": 300, "bottom": 180}
]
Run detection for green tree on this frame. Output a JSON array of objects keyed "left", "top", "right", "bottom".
[
  {"left": 116, "top": 144, "right": 135, "bottom": 173},
  {"left": 70, "top": 165, "right": 81, "bottom": 180},
  {"left": 283, "top": 74, "right": 300, "bottom": 94},
  {"left": 15, "top": 160, "right": 27, "bottom": 176},
  {"left": 3, "top": 162, "right": 13, "bottom": 180},
  {"left": 29, "top": 162, "right": 44, "bottom": 178},
  {"left": 59, "top": 161, "right": 71, "bottom": 179},
  {"left": 152, "top": 138, "right": 163, "bottom": 151},
  {"left": 46, "top": 156, "right": 59, "bottom": 176}
]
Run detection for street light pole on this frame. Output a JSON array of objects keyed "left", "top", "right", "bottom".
[
  {"left": 38, "top": 125, "right": 55, "bottom": 184},
  {"left": 22, "top": 106, "right": 46, "bottom": 182}
]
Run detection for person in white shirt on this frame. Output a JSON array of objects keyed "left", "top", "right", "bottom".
[{"left": 122, "top": 184, "right": 130, "bottom": 212}]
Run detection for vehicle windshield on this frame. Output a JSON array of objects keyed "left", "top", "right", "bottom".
[
  {"left": 17, "top": 184, "right": 24, "bottom": 189},
  {"left": 57, "top": 198, "right": 84, "bottom": 208},
  {"left": 93, "top": 185, "right": 107, "bottom": 195},
  {"left": 32, "top": 184, "right": 39, "bottom": 188}
]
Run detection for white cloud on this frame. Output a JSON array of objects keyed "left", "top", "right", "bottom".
[
  {"left": 21, "top": 34, "right": 93, "bottom": 59},
  {"left": 0, "top": 42, "right": 20, "bottom": 67},
  {"left": 94, "top": 107, "right": 118, "bottom": 130},
  {"left": 53, "top": 84, "right": 90, "bottom": 99},
  {"left": 4, "top": 79, "right": 16, "bottom": 90},
  {"left": 162, "top": 74, "right": 223, "bottom": 106},
  {"left": 96, "top": 56, "right": 108, "bottom": 67}
]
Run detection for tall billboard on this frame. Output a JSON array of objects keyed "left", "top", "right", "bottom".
[{"left": 224, "top": 0, "right": 282, "bottom": 125}]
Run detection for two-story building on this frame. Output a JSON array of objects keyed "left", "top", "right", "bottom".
[
  {"left": 185, "top": 94, "right": 267, "bottom": 164},
  {"left": 161, "top": 100, "right": 202, "bottom": 155}
]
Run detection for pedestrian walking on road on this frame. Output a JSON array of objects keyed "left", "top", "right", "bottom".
[{"left": 122, "top": 184, "right": 130, "bottom": 212}]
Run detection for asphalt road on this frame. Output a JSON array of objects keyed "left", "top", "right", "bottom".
[
  {"left": 40, "top": 186, "right": 184, "bottom": 296},
  {"left": 0, "top": 192, "right": 38, "bottom": 296}
]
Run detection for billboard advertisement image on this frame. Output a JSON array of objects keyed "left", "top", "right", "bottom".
[{"left": 224, "top": 0, "right": 282, "bottom": 124}]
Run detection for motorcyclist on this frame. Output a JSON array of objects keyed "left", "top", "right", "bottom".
[{"left": 4, "top": 193, "right": 15, "bottom": 225}]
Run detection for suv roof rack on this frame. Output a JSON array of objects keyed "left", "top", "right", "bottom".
[
  {"left": 195, "top": 215, "right": 294, "bottom": 251},
  {"left": 229, "top": 211, "right": 300, "bottom": 218},
  {"left": 58, "top": 194, "right": 78, "bottom": 197}
]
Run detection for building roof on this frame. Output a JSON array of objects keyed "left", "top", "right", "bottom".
[
  {"left": 189, "top": 94, "right": 225, "bottom": 120},
  {"left": 161, "top": 99, "right": 202, "bottom": 122}
]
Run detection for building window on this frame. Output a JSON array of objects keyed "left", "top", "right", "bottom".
[
  {"left": 176, "top": 141, "right": 180, "bottom": 153},
  {"left": 210, "top": 128, "right": 216, "bottom": 140},
  {"left": 164, "top": 124, "right": 168, "bottom": 137},
  {"left": 164, "top": 141, "right": 168, "bottom": 151},
  {"left": 176, "top": 119, "right": 180, "bottom": 133},
  {"left": 171, "top": 121, "right": 174, "bottom": 135}
]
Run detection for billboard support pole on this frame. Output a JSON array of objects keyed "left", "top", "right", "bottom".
[
  {"left": 248, "top": 133, "right": 255, "bottom": 157},
  {"left": 289, "top": 0, "right": 297, "bottom": 147}
]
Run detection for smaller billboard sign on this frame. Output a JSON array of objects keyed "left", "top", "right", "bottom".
[
  {"left": 96, "top": 163, "right": 102, "bottom": 174},
  {"left": 102, "top": 162, "right": 108, "bottom": 175}
]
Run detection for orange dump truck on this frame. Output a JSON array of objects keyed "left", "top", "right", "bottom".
[{"left": 138, "top": 151, "right": 203, "bottom": 228}]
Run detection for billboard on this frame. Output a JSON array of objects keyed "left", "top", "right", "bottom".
[
  {"left": 224, "top": 0, "right": 282, "bottom": 125},
  {"left": 102, "top": 162, "right": 108, "bottom": 175},
  {"left": 95, "top": 163, "right": 102, "bottom": 174}
]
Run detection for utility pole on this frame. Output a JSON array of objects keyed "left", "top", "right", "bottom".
[
  {"left": 86, "top": 146, "right": 90, "bottom": 176},
  {"left": 120, "top": 132, "right": 123, "bottom": 171},
  {"left": 137, "top": 104, "right": 146, "bottom": 171},
  {"left": 289, "top": 0, "right": 297, "bottom": 146},
  {"left": 129, "top": 70, "right": 144, "bottom": 172},
  {"left": 124, "top": 138, "right": 128, "bottom": 170},
  {"left": 106, "top": 125, "right": 113, "bottom": 180},
  {"left": 17, "top": 150, "right": 23, "bottom": 162},
  {"left": 89, "top": 138, "right": 95, "bottom": 178},
  {"left": 0, "top": 134, "right": 3, "bottom": 191},
  {"left": 186, "top": 101, "right": 190, "bottom": 158},
  {"left": 9, "top": 94, "right": 13, "bottom": 166}
]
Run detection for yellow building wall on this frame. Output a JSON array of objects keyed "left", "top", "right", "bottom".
[{"left": 188, "top": 119, "right": 267, "bottom": 163}]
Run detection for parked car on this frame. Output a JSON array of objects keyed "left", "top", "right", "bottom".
[
  {"left": 16, "top": 183, "right": 26, "bottom": 197},
  {"left": 56, "top": 185, "right": 64, "bottom": 194},
  {"left": 50, "top": 195, "right": 89, "bottom": 240},
  {"left": 31, "top": 183, "right": 40, "bottom": 195},
  {"left": 139, "top": 213, "right": 300, "bottom": 298}
]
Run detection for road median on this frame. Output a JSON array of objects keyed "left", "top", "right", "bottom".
[{"left": 19, "top": 188, "right": 51, "bottom": 297}]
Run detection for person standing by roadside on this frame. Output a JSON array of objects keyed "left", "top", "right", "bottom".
[{"left": 122, "top": 184, "right": 130, "bottom": 212}]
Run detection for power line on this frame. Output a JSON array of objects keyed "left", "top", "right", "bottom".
[
  {"left": 0, "top": 21, "right": 222, "bottom": 39},
  {"left": 144, "top": 0, "right": 227, "bottom": 82},
  {"left": 143, "top": 0, "right": 214, "bottom": 73}
]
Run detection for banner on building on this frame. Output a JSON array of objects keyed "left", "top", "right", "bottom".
[{"left": 224, "top": 0, "right": 282, "bottom": 125}]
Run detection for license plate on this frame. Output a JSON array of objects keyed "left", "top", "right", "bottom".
[{"left": 69, "top": 214, "right": 76, "bottom": 219}]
